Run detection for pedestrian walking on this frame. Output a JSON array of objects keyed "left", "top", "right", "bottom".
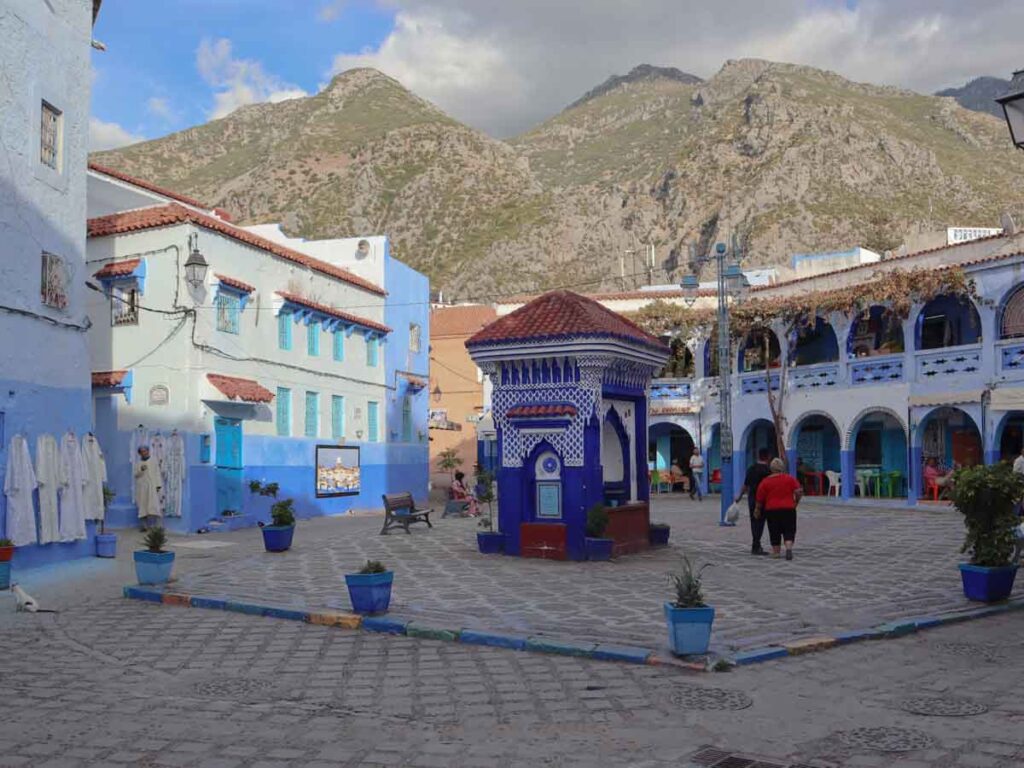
[
  {"left": 755, "top": 457, "right": 803, "bottom": 560},
  {"left": 735, "top": 448, "right": 772, "bottom": 555},
  {"left": 689, "top": 448, "right": 705, "bottom": 501}
]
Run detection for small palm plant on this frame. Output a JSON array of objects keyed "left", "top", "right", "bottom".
[
  {"left": 143, "top": 527, "right": 168, "bottom": 554},
  {"left": 359, "top": 560, "right": 387, "bottom": 574},
  {"left": 670, "top": 555, "right": 711, "bottom": 608}
]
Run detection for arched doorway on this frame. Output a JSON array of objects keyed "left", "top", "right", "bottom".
[
  {"left": 789, "top": 317, "right": 839, "bottom": 366},
  {"left": 915, "top": 294, "right": 982, "bottom": 350},
  {"left": 998, "top": 283, "right": 1024, "bottom": 340},
  {"left": 850, "top": 410, "right": 908, "bottom": 498},
  {"left": 849, "top": 306, "right": 905, "bottom": 358},
  {"left": 603, "top": 408, "right": 632, "bottom": 505},
  {"left": 739, "top": 328, "right": 781, "bottom": 372},
  {"left": 743, "top": 419, "right": 777, "bottom": 462},
  {"left": 997, "top": 411, "right": 1024, "bottom": 462},
  {"left": 790, "top": 414, "right": 841, "bottom": 495},
  {"left": 919, "top": 406, "right": 982, "bottom": 470},
  {"left": 648, "top": 421, "right": 695, "bottom": 487}
]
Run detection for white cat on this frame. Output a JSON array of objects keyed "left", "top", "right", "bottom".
[{"left": 11, "top": 584, "right": 56, "bottom": 613}]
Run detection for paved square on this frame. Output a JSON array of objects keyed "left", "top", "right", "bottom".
[{"left": 167, "top": 496, "right": 974, "bottom": 653}]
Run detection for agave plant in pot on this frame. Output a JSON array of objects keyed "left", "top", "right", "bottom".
[
  {"left": 133, "top": 527, "right": 175, "bottom": 585},
  {"left": 951, "top": 463, "right": 1024, "bottom": 602},
  {"left": 584, "top": 504, "right": 613, "bottom": 561},
  {"left": 664, "top": 555, "right": 714, "bottom": 656},
  {"left": 260, "top": 498, "right": 296, "bottom": 553},
  {"left": 95, "top": 485, "right": 118, "bottom": 558},
  {"left": 475, "top": 469, "right": 504, "bottom": 554},
  {"left": 0, "top": 538, "right": 14, "bottom": 590},
  {"left": 345, "top": 560, "right": 394, "bottom": 614}
]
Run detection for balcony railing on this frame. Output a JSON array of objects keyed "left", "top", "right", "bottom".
[
  {"left": 916, "top": 345, "right": 982, "bottom": 380},
  {"left": 850, "top": 354, "right": 904, "bottom": 386},
  {"left": 740, "top": 371, "right": 781, "bottom": 395},
  {"left": 789, "top": 362, "right": 839, "bottom": 391},
  {"left": 650, "top": 378, "right": 692, "bottom": 400},
  {"left": 999, "top": 341, "right": 1024, "bottom": 374}
]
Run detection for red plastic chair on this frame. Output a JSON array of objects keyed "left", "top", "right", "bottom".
[{"left": 924, "top": 479, "right": 940, "bottom": 501}]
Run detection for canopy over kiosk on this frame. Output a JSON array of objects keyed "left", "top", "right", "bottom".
[{"left": 466, "top": 290, "right": 669, "bottom": 560}]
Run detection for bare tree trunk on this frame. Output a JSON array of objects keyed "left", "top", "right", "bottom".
[{"left": 764, "top": 333, "right": 790, "bottom": 468}]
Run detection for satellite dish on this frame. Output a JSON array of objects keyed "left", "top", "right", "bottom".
[{"left": 356, "top": 239, "right": 371, "bottom": 259}]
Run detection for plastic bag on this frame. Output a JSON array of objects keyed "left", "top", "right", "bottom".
[{"left": 726, "top": 502, "right": 742, "bottom": 524}]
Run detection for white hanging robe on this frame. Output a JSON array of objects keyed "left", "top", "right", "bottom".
[
  {"left": 58, "top": 432, "right": 88, "bottom": 542},
  {"left": 129, "top": 426, "right": 149, "bottom": 502},
  {"left": 163, "top": 432, "right": 185, "bottom": 518},
  {"left": 35, "top": 434, "right": 64, "bottom": 545},
  {"left": 134, "top": 456, "right": 162, "bottom": 519},
  {"left": 3, "top": 435, "right": 38, "bottom": 547},
  {"left": 150, "top": 433, "right": 167, "bottom": 512},
  {"left": 81, "top": 435, "right": 107, "bottom": 521}
]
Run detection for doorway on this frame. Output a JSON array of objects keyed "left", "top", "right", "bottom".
[{"left": 215, "top": 417, "right": 243, "bottom": 516}]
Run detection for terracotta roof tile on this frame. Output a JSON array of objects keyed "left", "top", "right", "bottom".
[
  {"left": 431, "top": 305, "right": 497, "bottom": 337},
  {"left": 88, "top": 162, "right": 211, "bottom": 210},
  {"left": 276, "top": 291, "right": 391, "bottom": 334},
  {"left": 91, "top": 370, "right": 127, "bottom": 388},
  {"left": 507, "top": 404, "right": 577, "bottom": 418},
  {"left": 94, "top": 258, "right": 141, "bottom": 279},
  {"left": 466, "top": 290, "right": 668, "bottom": 352},
  {"left": 88, "top": 203, "right": 386, "bottom": 297},
  {"left": 206, "top": 373, "right": 275, "bottom": 403},
  {"left": 215, "top": 273, "right": 255, "bottom": 294},
  {"left": 399, "top": 372, "right": 427, "bottom": 388}
]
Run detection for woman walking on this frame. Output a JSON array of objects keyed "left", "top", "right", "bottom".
[{"left": 754, "top": 458, "right": 803, "bottom": 560}]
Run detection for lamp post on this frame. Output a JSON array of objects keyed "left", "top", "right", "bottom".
[
  {"left": 996, "top": 69, "right": 1024, "bottom": 150},
  {"left": 184, "top": 233, "right": 209, "bottom": 289},
  {"left": 681, "top": 240, "right": 749, "bottom": 525}
]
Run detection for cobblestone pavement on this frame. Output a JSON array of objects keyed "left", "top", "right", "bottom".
[
  {"left": 1, "top": 584, "right": 1023, "bottom": 767},
  {"left": 158, "top": 496, "right": 970, "bottom": 653}
]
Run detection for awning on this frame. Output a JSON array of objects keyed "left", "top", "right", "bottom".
[
  {"left": 909, "top": 390, "right": 984, "bottom": 408},
  {"left": 206, "top": 373, "right": 274, "bottom": 403},
  {"left": 991, "top": 388, "right": 1024, "bottom": 411}
]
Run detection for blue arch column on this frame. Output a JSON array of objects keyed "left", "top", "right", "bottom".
[
  {"left": 701, "top": 447, "right": 711, "bottom": 496},
  {"left": 785, "top": 448, "right": 798, "bottom": 475},
  {"left": 841, "top": 450, "right": 854, "bottom": 500},
  {"left": 908, "top": 444, "right": 923, "bottom": 505}
]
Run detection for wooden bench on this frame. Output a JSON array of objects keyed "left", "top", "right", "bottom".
[{"left": 380, "top": 492, "right": 434, "bottom": 535}]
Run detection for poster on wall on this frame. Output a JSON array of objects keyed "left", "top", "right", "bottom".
[{"left": 315, "top": 445, "right": 361, "bottom": 497}]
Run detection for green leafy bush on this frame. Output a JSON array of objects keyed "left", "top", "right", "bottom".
[
  {"left": 951, "top": 463, "right": 1024, "bottom": 567},
  {"left": 143, "top": 527, "right": 168, "bottom": 553},
  {"left": 0, "top": 538, "right": 13, "bottom": 548},
  {"left": 270, "top": 499, "right": 296, "bottom": 527},
  {"left": 359, "top": 560, "right": 387, "bottom": 574},
  {"left": 585, "top": 504, "right": 609, "bottom": 538},
  {"left": 670, "top": 555, "right": 711, "bottom": 608}
]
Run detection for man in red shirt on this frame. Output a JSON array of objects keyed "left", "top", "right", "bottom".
[{"left": 755, "top": 457, "right": 804, "bottom": 560}]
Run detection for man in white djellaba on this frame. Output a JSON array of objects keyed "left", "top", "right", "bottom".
[{"left": 134, "top": 446, "right": 162, "bottom": 530}]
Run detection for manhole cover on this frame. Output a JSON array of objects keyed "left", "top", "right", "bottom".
[
  {"left": 193, "top": 678, "right": 276, "bottom": 698},
  {"left": 899, "top": 696, "right": 988, "bottom": 717},
  {"left": 836, "top": 726, "right": 935, "bottom": 752},
  {"left": 672, "top": 685, "right": 752, "bottom": 711}
]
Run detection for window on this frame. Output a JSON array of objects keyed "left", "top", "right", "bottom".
[
  {"left": 216, "top": 292, "right": 241, "bottom": 334},
  {"left": 308, "top": 321, "right": 320, "bottom": 357},
  {"left": 366, "top": 335, "right": 379, "bottom": 367},
  {"left": 111, "top": 284, "right": 139, "bottom": 326},
  {"left": 40, "top": 101, "right": 61, "bottom": 170},
  {"left": 367, "top": 401, "right": 379, "bottom": 443},
  {"left": 333, "top": 330, "right": 345, "bottom": 362},
  {"left": 409, "top": 323, "right": 421, "bottom": 353},
  {"left": 40, "top": 252, "right": 68, "bottom": 310},
  {"left": 278, "top": 311, "right": 293, "bottom": 350},
  {"left": 305, "top": 391, "right": 320, "bottom": 438},
  {"left": 276, "top": 387, "right": 291, "bottom": 436},
  {"left": 331, "top": 395, "right": 345, "bottom": 440},
  {"left": 401, "top": 396, "right": 412, "bottom": 442}
]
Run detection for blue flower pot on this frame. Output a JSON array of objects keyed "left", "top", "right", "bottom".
[
  {"left": 664, "top": 603, "right": 715, "bottom": 656},
  {"left": 585, "top": 537, "right": 614, "bottom": 561},
  {"left": 649, "top": 525, "right": 671, "bottom": 546},
  {"left": 134, "top": 550, "right": 175, "bottom": 585},
  {"left": 345, "top": 571, "right": 394, "bottom": 614},
  {"left": 476, "top": 532, "right": 505, "bottom": 554},
  {"left": 95, "top": 533, "right": 118, "bottom": 558},
  {"left": 0, "top": 562, "right": 10, "bottom": 591},
  {"left": 959, "top": 563, "right": 1019, "bottom": 603},
  {"left": 261, "top": 525, "right": 295, "bottom": 553}
]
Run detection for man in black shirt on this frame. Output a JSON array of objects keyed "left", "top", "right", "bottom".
[{"left": 736, "top": 448, "right": 772, "bottom": 555}]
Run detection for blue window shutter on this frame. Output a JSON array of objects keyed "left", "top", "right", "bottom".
[
  {"left": 333, "top": 330, "right": 344, "bottom": 361},
  {"left": 367, "top": 401, "right": 379, "bottom": 443},
  {"left": 332, "top": 395, "right": 344, "bottom": 439},
  {"left": 276, "top": 387, "right": 291, "bottom": 436},
  {"left": 366, "top": 335, "right": 378, "bottom": 367},
  {"left": 305, "top": 391, "right": 319, "bottom": 438},
  {"left": 216, "top": 293, "right": 240, "bottom": 334},
  {"left": 308, "top": 321, "right": 320, "bottom": 356},
  {"left": 402, "top": 396, "right": 412, "bottom": 442},
  {"left": 278, "top": 311, "right": 292, "bottom": 350}
]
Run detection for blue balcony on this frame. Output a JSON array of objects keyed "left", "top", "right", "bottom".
[
  {"left": 850, "top": 355, "right": 904, "bottom": 386},
  {"left": 999, "top": 341, "right": 1024, "bottom": 375},
  {"left": 740, "top": 371, "right": 780, "bottom": 395},
  {"left": 915, "top": 345, "right": 982, "bottom": 380},
  {"left": 790, "top": 362, "right": 839, "bottom": 391}
]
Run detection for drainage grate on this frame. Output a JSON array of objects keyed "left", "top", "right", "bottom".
[
  {"left": 672, "top": 685, "right": 753, "bottom": 711},
  {"left": 899, "top": 696, "right": 988, "bottom": 717},
  {"left": 836, "top": 726, "right": 935, "bottom": 752},
  {"left": 713, "top": 758, "right": 754, "bottom": 768},
  {"left": 192, "top": 677, "right": 276, "bottom": 699},
  {"left": 689, "top": 747, "right": 788, "bottom": 768},
  {"left": 692, "top": 747, "right": 732, "bottom": 766}
]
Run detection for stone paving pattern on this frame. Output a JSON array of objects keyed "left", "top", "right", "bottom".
[{"left": 168, "top": 497, "right": 969, "bottom": 653}]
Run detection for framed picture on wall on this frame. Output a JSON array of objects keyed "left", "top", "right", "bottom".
[{"left": 315, "top": 445, "right": 361, "bottom": 497}]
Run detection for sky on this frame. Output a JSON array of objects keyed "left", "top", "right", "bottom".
[{"left": 90, "top": 0, "right": 1024, "bottom": 150}]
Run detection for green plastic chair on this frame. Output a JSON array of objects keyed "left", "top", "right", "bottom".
[
  {"left": 864, "top": 468, "right": 882, "bottom": 497},
  {"left": 880, "top": 471, "right": 904, "bottom": 498}
]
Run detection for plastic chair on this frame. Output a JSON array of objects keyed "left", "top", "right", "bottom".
[
  {"left": 854, "top": 470, "right": 869, "bottom": 498},
  {"left": 650, "top": 469, "right": 661, "bottom": 494},
  {"left": 924, "top": 478, "right": 940, "bottom": 501},
  {"left": 825, "top": 470, "right": 841, "bottom": 497},
  {"left": 880, "top": 471, "right": 904, "bottom": 498}
]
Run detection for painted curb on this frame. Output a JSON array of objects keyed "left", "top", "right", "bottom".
[
  {"left": 591, "top": 644, "right": 653, "bottom": 664},
  {"left": 733, "top": 647, "right": 789, "bottom": 666},
  {"left": 458, "top": 630, "right": 528, "bottom": 651},
  {"left": 190, "top": 595, "right": 228, "bottom": 611},
  {"left": 406, "top": 623, "right": 460, "bottom": 642},
  {"left": 307, "top": 611, "right": 362, "bottom": 629},
  {"left": 362, "top": 616, "right": 410, "bottom": 635},
  {"left": 525, "top": 637, "right": 597, "bottom": 657}
]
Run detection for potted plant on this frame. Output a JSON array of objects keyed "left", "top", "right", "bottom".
[
  {"left": 952, "top": 463, "right": 1023, "bottom": 602},
  {"left": 0, "top": 538, "right": 13, "bottom": 590},
  {"left": 475, "top": 469, "right": 504, "bottom": 554},
  {"left": 649, "top": 521, "right": 671, "bottom": 547},
  {"left": 345, "top": 560, "right": 394, "bottom": 614},
  {"left": 95, "top": 485, "right": 118, "bottom": 558},
  {"left": 664, "top": 555, "right": 715, "bottom": 655},
  {"left": 584, "top": 504, "right": 614, "bottom": 561},
  {"left": 133, "top": 527, "right": 175, "bottom": 585},
  {"left": 260, "top": 498, "right": 296, "bottom": 553}
]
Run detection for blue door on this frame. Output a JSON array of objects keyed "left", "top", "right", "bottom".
[{"left": 215, "top": 417, "right": 243, "bottom": 516}]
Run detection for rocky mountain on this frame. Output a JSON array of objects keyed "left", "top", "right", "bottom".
[
  {"left": 936, "top": 76, "right": 1011, "bottom": 119},
  {"left": 93, "top": 60, "right": 1024, "bottom": 297}
]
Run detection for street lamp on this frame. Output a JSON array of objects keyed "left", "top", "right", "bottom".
[
  {"left": 679, "top": 239, "right": 749, "bottom": 525},
  {"left": 996, "top": 69, "right": 1024, "bottom": 150},
  {"left": 184, "top": 233, "right": 209, "bottom": 289}
]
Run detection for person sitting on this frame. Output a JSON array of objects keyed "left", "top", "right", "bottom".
[
  {"left": 451, "top": 471, "right": 480, "bottom": 516},
  {"left": 923, "top": 458, "right": 954, "bottom": 499},
  {"left": 669, "top": 460, "right": 686, "bottom": 492}
]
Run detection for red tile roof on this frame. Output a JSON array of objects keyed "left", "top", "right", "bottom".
[
  {"left": 94, "top": 258, "right": 141, "bottom": 279},
  {"left": 276, "top": 291, "right": 391, "bottom": 334},
  {"left": 88, "top": 162, "right": 211, "bottom": 210},
  {"left": 91, "top": 370, "right": 127, "bottom": 388},
  {"left": 88, "top": 203, "right": 386, "bottom": 297},
  {"left": 206, "top": 373, "right": 275, "bottom": 403},
  {"left": 215, "top": 273, "right": 255, "bottom": 294},
  {"left": 507, "top": 404, "right": 578, "bottom": 418},
  {"left": 399, "top": 372, "right": 427, "bottom": 388},
  {"left": 431, "top": 305, "right": 497, "bottom": 337},
  {"left": 466, "top": 290, "right": 668, "bottom": 352}
]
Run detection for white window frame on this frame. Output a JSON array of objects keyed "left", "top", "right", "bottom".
[{"left": 40, "top": 100, "right": 62, "bottom": 171}]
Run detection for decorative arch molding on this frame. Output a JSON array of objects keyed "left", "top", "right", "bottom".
[
  {"left": 786, "top": 410, "right": 843, "bottom": 449},
  {"left": 997, "top": 282, "right": 1024, "bottom": 340},
  {"left": 844, "top": 406, "right": 907, "bottom": 450},
  {"left": 738, "top": 417, "right": 776, "bottom": 452},
  {"left": 914, "top": 405, "right": 982, "bottom": 442}
]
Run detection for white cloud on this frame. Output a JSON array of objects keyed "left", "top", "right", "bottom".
[
  {"left": 328, "top": 0, "right": 1024, "bottom": 137},
  {"left": 89, "top": 117, "right": 144, "bottom": 151},
  {"left": 146, "top": 96, "right": 175, "bottom": 123},
  {"left": 196, "top": 37, "right": 308, "bottom": 119}
]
